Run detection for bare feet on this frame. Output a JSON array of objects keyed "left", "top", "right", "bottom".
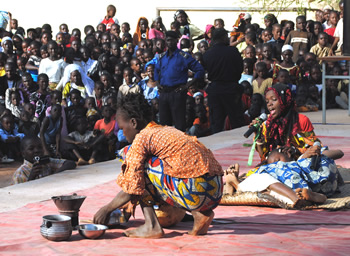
[
  {"left": 188, "top": 210, "right": 214, "bottom": 236},
  {"left": 124, "top": 224, "right": 164, "bottom": 238},
  {"left": 296, "top": 188, "right": 327, "bottom": 204},
  {"left": 224, "top": 164, "right": 240, "bottom": 194},
  {"left": 88, "top": 158, "right": 96, "bottom": 165},
  {"left": 77, "top": 158, "right": 88, "bottom": 165}
]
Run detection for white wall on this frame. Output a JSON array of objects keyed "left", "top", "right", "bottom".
[{"left": 1, "top": 0, "right": 328, "bottom": 37}]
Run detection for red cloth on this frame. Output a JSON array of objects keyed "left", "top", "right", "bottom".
[{"left": 94, "top": 119, "right": 116, "bottom": 135}]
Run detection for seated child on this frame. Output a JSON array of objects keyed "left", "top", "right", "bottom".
[
  {"left": 187, "top": 104, "right": 211, "bottom": 138},
  {"left": 85, "top": 97, "right": 99, "bottom": 118},
  {"left": 65, "top": 89, "right": 87, "bottom": 133},
  {"left": 275, "top": 69, "right": 297, "bottom": 96},
  {"left": 62, "top": 69, "right": 88, "bottom": 105},
  {"left": 239, "top": 58, "right": 254, "bottom": 85},
  {"left": 296, "top": 85, "right": 319, "bottom": 112},
  {"left": 241, "top": 81, "right": 253, "bottom": 112},
  {"left": 40, "top": 104, "right": 62, "bottom": 157},
  {"left": 94, "top": 105, "right": 117, "bottom": 160},
  {"left": 0, "top": 114, "right": 25, "bottom": 160},
  {"left": 310, "top": 32, "right": 331, "bottom": 64},
  {"left": 244, "top": 93, "right": 264, "bottom": 124},
  {"left": 117, "top": 67, "right": 141, "bottom": 101},
  {"left": 18, "top": 111, "right": 40, "bottom": 137},
  {"left": 151, "top": 98, "right": 160, "bottom": 124},
  {"left": 92, "top": 81, "right": 105, "bottom": 110},
  {"left": 252, "top": 62, "right": 273, "bottom": 95},
  {"left": 5, "top": 89, "right": 23, "bottom": 118},
  {"left": 12, "top": 136, "right": 76, "bottom": 184},
  {"left": 63, "top": 117, "right": 104, "bottom": 165}
]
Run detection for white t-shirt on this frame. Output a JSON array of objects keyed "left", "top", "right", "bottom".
[
  {"left": 333, "top": 18, "right": 343, "bottom": 50},
  {"left": 39, "top": 58, "right": 67, "bottom": 83}
]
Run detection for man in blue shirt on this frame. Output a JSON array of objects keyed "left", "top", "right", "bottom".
[{"left": 154, "top": 31, "right": 204, "bottom": 131}]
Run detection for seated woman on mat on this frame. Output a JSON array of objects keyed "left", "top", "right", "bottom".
[
  {"left": 224, "top": 145, "right": 344, "bottom": 208},
  {"left": 93, "top": 93, "right": 223, "bottom": 238},
  {"left": 250, "top": 83, "right": 320, "bottom": 161}
]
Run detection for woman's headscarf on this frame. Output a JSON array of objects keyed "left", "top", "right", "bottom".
[
  {"left": 264, "top": 14, "right": 278, "bottom": 27},
  {"left": 205, "top": 25, "right": 214, "bottom": 44},
  {"left": 56, "top": 64, "right": 95, "bottom": 96},
  {"left": 264, "top": 83, "right": 299, "bottom": 152}
]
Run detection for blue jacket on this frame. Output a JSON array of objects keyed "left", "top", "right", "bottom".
[{"left": 154, "top": 49, "right": 204, "bottom": 87}]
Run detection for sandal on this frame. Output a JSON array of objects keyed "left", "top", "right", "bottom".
[{"left": 1, "top": 155, "right": 15, "bottom": 163}]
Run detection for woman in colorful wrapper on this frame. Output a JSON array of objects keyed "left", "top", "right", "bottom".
[
  {"left": 250, "top": 83, "right": 320, "bottom": 162},
  {"left": 94, "top": 93, "right": 223, "bottom": 238}
]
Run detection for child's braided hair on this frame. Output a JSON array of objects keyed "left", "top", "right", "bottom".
[{"left": 117, "top": 93, "right": 152, "bottom": 130}]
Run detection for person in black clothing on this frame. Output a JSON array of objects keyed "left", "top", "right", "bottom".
[{"left": 202, "top": 28, "right": 244, "bottom": 133}]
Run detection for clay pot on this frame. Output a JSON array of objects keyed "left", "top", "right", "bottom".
[
  {"left": 40, "top": 215, "right": 72, "bottom": 241},
  {"left": 155, "top": 204, "right": 186, "bottom": 228}
]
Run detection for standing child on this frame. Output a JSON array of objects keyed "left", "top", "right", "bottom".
[
  {"left": 117, "top": 67, "right": 141, "bottom": 101},
  {"left": 40, "top": 104, "right": 62, "bottom": 157},
  {"left": 252, "top": 62, "right": 273, "bottom": 96},
  {"left": 324, "top": 11, "right": 339, "bottom": 44},
  {"left": 130, "top": 58, "right": 142, "bottom": 83},
  {"left": 239, "top": 58, "right": 254, "bottom": 85},
  {"left": 30, "top": 73, "right": 51, "bottom": 121},
  {"left": 99, "top": 5, "right": 119, "bottom": 31},
  {"left": 92, "top": 81, "right": 104, "bottom": 110},
  {"left": 133, "top": 17, "right": 149, "bottom": 46},
  {"left": 139, "top": 64, "right": 159, "bottom": 104},
  {"left": 149, "top": 16, "right": 166, "bottom": 40},
  {"left": 284, "top": 16, "right": 314, "bottom": 62},
  {"left": 38, "top": 41, "right": 67, "bottom": 90}
]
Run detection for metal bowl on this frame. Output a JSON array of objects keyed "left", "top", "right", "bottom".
[{"left": 78, "top": 224, "right": 108, "bottom": 239}]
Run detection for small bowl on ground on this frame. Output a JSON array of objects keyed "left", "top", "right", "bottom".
[{"left": 78, "top": 224, "right": 108, "bottom": 239}]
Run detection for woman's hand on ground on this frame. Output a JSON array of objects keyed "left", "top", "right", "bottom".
[{"left": 93, "top": 205, "right": 111, "bottom": 225}]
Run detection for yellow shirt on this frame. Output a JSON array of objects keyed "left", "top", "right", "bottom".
[{"left": 252, "top": 78, "right": 273, "bottom": 95}]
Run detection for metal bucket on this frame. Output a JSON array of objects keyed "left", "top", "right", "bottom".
[{"left": 40, "top": 215, "right": 72, "bottom": 241}]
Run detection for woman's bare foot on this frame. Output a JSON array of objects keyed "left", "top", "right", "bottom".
[
  {"left": 296, "top": 188, "right": 327, "bottom": 204},
  {"left": 124, "top": 224, "right": 164, "bottom": 238},
  {"left": 124, "top": 204, "right": 164, "bottom": 238},
  {"left": 88, "top": 158, "right": 96, "bottom": 165},
  {"left": 77, "top": 158, "right": 88, "bottom": 165},
  {"left": 224, "top": 164, "right": 240, "bottom": 194},
  {"left": 188, "top": 210, "right": 214, "bottom": 236}
]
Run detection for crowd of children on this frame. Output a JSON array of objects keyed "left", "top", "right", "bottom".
[{"left": 0, "top": 3, "right": 348, "bottom": 181}]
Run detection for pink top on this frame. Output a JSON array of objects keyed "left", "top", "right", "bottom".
[{"left": 149, "top": 28, "right": 165, "bottom": 40}]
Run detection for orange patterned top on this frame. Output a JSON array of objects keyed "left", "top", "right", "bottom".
[{"left": 116, "top": 122, "right": 223, "bottom": 195}]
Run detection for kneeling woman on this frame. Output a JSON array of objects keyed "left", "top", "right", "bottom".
[{"left": 93, "top": 93, "right": 223, "bottom": 238}]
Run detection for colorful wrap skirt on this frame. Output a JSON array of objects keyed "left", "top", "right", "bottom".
[{"left": 117, "top": 146, "right": 223, "bottom": 212}]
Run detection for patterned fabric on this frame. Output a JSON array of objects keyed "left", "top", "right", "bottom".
[
  {"left": 272, "top": 63, "right": 301, "bottom": 84},
  {"left": 257, "top": 155, "right": 338, "bottom": 196},
  {"left": 117, "top": 146, "right": 223, "bottom": 211},
  {"left": 12, "top": 158, "right": 66, "bottom": 184},
  {"left": 259, "top": 113, "right": 319, "bottom": 160},
  {"left": 116, "top": 122, "right": 223, "bottom": 195},
  {"left": 146, "top": 159, "right": 223, "bottom": 211}
]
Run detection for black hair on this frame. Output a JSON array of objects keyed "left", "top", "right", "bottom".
[
  {"left": 214, "top": 18, "right": 225, "bottom": 26},
  {"left": 37, "top": 73, "right": 49, "bottom": 81},
  {"left": 243, "top": 57, "right": 255, "bottom": 67},
  {"left": 40, "top": 44, "right": 47, "bottom": 52},
  {"left": 245, "top": 32, "right": 256, "bottom": 42},
  {"left": 20, "top": 136, "right": 41, "bottom": 152},
  {"left": 0, "top": 113, "right": 13, "bottom": 122},
  {"left": 21, "top": 72, "right": 33, "bottom": 80},
  {"left": 84, "top": 25, "right": 95, "bottom": 35},
  {"left": 51, "top": 90, "right": 62, "bottom": 99},
  {"left": 277, "top": 69, "right": 289, "bottom": 76},
  {"left": 47, "top": 40, "right": 58, "bottom": 48},
  {"left": 256, "top": 61, "right": 268, "bottom": 71},
  {"left": 262, "top": 43, "right": 272, "bottom": 50},
  {"left": 272, "top": 23, "right": 282, "bottom": 30},
  {"left": 318, "top": 32, "right": 328, "bottom": 39},
  {"left": 117, "top": 93, "right": 152, "bottom": 130},
  {"left": 296, "top": 15, "right": 306, "bottom": 22},
  {"left": 69, "top": 89, "right": 81, "bottom": 98},
  {"left": 123, "top": 67, "right": 133, "bottom": 74}
]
